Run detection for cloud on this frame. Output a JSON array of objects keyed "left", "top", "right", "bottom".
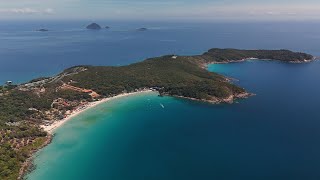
[
  {"left": 0, "top": 1, "right": 319, "bottom": 20},
  {"left": 0, "top": 8, "right": 37, "bottom": 14},
  {"left": 0, "top": 8, "right": 54, "bottom": 15},
  {"left": 43, "top": 8, "right": 54, "bottom": 14},
  {"left": 163, "top": 3, "right": 320, "bottom": 20}
]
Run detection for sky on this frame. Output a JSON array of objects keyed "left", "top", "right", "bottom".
[{"left": 0, "top": 0, "right": 319, "bottom": 21}]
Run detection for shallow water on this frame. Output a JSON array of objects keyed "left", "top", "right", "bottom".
[
  {"left": 27, "top": 60, "right": 320, "bottom": 180},
  {"left": 2, "top": 20, "right": 320, "bottom": 179}
]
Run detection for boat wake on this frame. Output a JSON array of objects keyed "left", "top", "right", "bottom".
[{"left": 160, "top": 103, "right": 165, "bottom": 108}]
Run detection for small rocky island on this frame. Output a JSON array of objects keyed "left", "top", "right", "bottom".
[
  {"left": 0, "top": 48, "right": 314, "bottom": 180},
  {"left": 137, "top": 28, "right": 148, "bottom": 31},
  {"left": 105, "top": 26, "right": 110, "bottom": 29},
  {"left": 86, "top": 23, "right": 102, "bottom": 30},
  {"left": 37, "top": 29, "right": 49, "bottom": 32}
]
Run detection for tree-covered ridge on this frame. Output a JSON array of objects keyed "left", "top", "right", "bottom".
[
  {"left": 200, "top": 48, "right": 313, "bottom": 63},
  {"left": 62, "top": 55, "right": 247, "bottom": 103}
]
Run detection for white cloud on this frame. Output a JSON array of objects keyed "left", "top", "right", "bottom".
[
  {"left": 160, "top": 3, "right": 320, "bottom": 21},
  {"left": 0, "top": 8, "right": 54, "bottom": 15},
  {"left": 44, "top": 8, "right": 54, "bottom": 14},
  {"left": 0, "top": 8, "right": 37, "bottom": 14}
]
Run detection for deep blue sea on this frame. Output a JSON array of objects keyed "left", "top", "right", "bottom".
[
  {"left": 1, "top": 20, "right": 320, "bottom": 179},
  {"left": 0, "top": 21, "right": 320, "bottom": 84}
]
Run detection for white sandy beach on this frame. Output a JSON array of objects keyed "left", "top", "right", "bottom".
[{"left": 40, "top": 90, "right": 153, "bottom": 134}]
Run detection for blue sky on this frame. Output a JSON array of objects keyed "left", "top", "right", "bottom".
[{"left": 0, "top": 0, "right": 319, "bottom": 20}]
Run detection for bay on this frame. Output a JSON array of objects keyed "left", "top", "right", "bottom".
[
  {"left": 2, "top": 20, "right": 320, "bottom": 180},
  {"left": 27, "top": 60, "right": 320, "bottom": 180}
]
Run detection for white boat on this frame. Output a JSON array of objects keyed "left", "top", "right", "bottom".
[{"left": 160, "top": 103, "right": 165, "bottom": 108}]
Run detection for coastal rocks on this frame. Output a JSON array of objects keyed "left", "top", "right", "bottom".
[
  {"left": 235, "top": 92, "right": 253, "bottom": 99},
  {"left": 219, "top": 92, "right": 253, "bottom": 104},
  {"left": 289, "top": 57, "right": 316, "bottom": 63},
  {"left": 169, "top": 92, "right": 253, "bottom": 105},
  {"left": 86, "top": 23, "right": 102, "bottom": 30},
  {"left": 105, "top": 26, "right": 110, "bottom": 29}
]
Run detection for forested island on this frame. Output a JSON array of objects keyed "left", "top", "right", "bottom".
[{"left": 0, "top": 49, "right": 314, "bottom": 179}]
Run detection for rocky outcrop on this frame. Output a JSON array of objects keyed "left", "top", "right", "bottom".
[
  {"left": 37, "top": 29, "right": 49, "bottom": 32},
  {"left": 86, "top": 23, "right": 101, "bottom": 30},
  {"left": 137, "top": 28, "right": 148, "bottom": 31}
]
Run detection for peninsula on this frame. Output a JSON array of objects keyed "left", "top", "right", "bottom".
[{"left": 0, "top": 49, "right": 314, "bottom": 179}]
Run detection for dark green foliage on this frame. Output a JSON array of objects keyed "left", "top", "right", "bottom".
[
  {"left": 0, "top": 85, "right": 16, "bottom": 93},
  {"left": 57, "top": 90, "right": 92, "bottom": 101},
  {"left": 63, "top": 56, "right": 245, "bottom": 101},
  {"left": 0, "top": 89, "right": 92, "bottom": 124},
  {"left": 0, "top": 91, "right": 51, "bottom": 123},
  {"left": 0, "top": 123, "right": 47, "bottom": 180},
  {"left": 0, "top": 143, "right": 20, "bottom": 180},
  {"left": 161, "top": 80, "right": 243, "bottom": 99},
  {"left": 201, "top": 48, "right": 313, "bottom": 62}
]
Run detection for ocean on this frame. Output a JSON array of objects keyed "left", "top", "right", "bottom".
[
  {"left": 27, "top": 60, "right": 320, "bottom": 180},
  {"left": 0, "top": 20, "right": 319, "bottom": 84},
  {"left": 1, "top": 20, "right": 320, "bottom": 179}
]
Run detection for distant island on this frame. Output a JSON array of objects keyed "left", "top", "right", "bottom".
[
  {"left": 86, "top": 23, "right": 102, "bottom": 30},
  {"left": 37, "top": 29, "right": 49, "bottom": 32},
  {"left": 0, "top": 49, "right": 314, "bottom": 179},
  {"left": 137, "top": 28, "right": 148, "bottom": 31}
]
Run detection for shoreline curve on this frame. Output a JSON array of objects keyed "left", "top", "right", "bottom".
[{"left": 40, "top": 90, "right": 153, "bottom": 134}]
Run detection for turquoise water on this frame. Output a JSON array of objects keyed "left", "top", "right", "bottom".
[
  {"left": 27, "top": 60, "right": 320, "bottom": 180},
  {"left": 2, "top": 20, "right": 320, "bottom": 179}
]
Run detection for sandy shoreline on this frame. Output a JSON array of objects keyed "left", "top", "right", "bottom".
[{"left": 40, "top": 90, "right": 153, "bottom": 134}]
